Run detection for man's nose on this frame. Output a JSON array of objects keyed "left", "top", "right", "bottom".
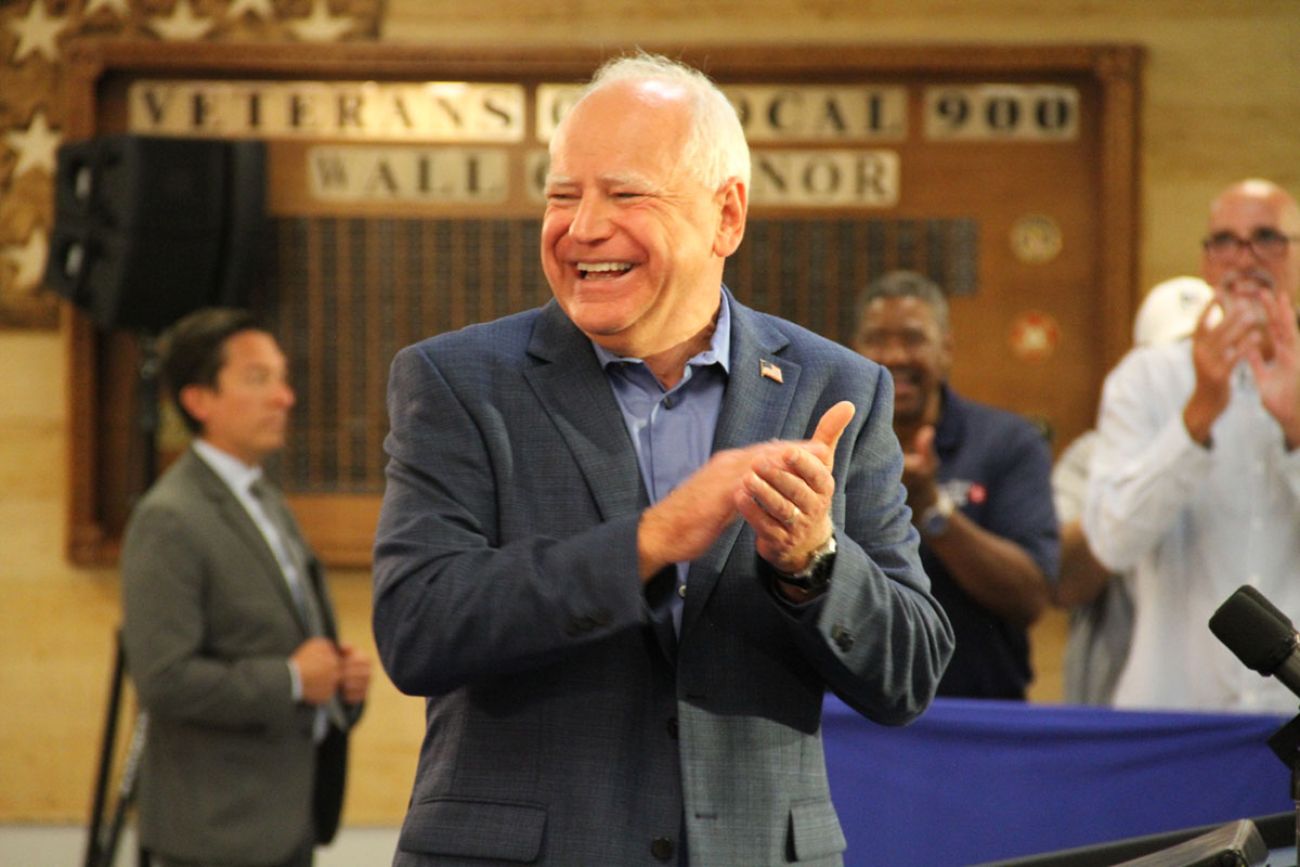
[
  {"left": 275, "top": 380, "right": 296, "bottom": 407},
  {"left": 1229, "top": 235, "right": 1266, "bottom": 269},
  {"left": 568, "top": 193, "right": 614, "bottom": 242}
]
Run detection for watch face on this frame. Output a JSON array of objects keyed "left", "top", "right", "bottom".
[
  {"left": 809, "top": 568, "right": 832, "bottom": 592},
  {"left": 921, "top": 503, "right": 952, "bottom": 538},
  {"left": 776, "top": 544, "right": 835, "bottom": 592}
]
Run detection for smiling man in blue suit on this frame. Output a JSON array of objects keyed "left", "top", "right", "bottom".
[{"left": 372, "top": 52, "right": 954, "bottom": 867}]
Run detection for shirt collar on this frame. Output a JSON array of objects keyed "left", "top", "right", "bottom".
[
  {"left": 590, "top": 288, "right": 732, "bottom": 375},
  {"left": 192, "top": 438, "right": 263, "bottom": 496}
]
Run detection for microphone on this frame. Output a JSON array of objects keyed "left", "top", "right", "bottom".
[{"left": 1209, "top": 585, "right": 1300, "bottom": 699}]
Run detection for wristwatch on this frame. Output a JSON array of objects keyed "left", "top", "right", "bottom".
[
  {"left": 775, "top": 534, "right": 837, "bottom": 592},
  {"left": 919, "top": 489, "right": 955, "bottom": 538}
]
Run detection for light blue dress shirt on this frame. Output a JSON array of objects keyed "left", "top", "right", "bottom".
[{"left": 592, "top": 291, "right": 732, "bottom": 634}]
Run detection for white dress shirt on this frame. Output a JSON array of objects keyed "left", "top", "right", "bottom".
[
  {"left": 191, "top": 440, "right": 312, "bottom": 706},
  {"left": 192, "top": 440, "right": 305, "bottom": 591},
  {"left": 1085, "top": 340, "right": 1300, "bottom": 712}
]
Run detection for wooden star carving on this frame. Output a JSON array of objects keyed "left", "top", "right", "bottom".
[
  {"left": 147, "top": 0, "right": 217, "bottom": 41},
  {"left": 2, "top": 229, "right": 49, "bottom": 293},
  {"left": 287, "top": 0, "right": 355, "bottom": 42},
  {"left": 8, "top": 0, "right": 68, "bottom": 64},
  {"left": 6, "top": 110, "right": 61, "bottom": 178}
]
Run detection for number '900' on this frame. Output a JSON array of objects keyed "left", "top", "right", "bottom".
[{"left": 925, "top": 86, "right": 1078, "bottom": 141}]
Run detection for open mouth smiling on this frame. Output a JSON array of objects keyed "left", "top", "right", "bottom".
[
  {"left": 890, "top": 367, "right": 922, "bottom": 389},
  {"left": 577, "top": 261, "right": 635, "bottom": 279}
]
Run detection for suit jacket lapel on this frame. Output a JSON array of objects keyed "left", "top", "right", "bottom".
[
  {"left": 681, "top": 296, "right": 800, "bottom": 640},
  {"left": 523, "top": 303, "right": 678, "bottom": 661},
  {"left": 522, "top": 301, "right": 646, "bottom": 521},
  {"left": 183, "top": 449, "right": 310, "bottom": 635}
]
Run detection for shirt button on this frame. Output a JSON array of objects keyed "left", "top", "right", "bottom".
[
  {"left": 651, "top": 837, "right": 675, "bottom": 861},
  {"left": 662, "top": 395, "right": 676, "bottom": 409},
  {"left": 677, "top": 583, "right": 687, "bottom": 598}
]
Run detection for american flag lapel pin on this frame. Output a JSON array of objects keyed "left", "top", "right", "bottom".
[{"left": 759, "top": 359, "right": 784, "bottom": 383}]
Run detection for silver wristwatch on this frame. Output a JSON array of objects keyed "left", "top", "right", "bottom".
[
  {"left": 919, "top": 489, "right": 955, "bottom": 538},
  {"left": 775, "top": 534, "right": 837, "bottom": 591}
]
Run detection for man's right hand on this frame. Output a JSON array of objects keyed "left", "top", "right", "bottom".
[
  {"left": 637, "top": 445, "right": 774, "bottom": 580},
  {"left": 1184, "top": 294, "right": 1263, "bottom": 444},
  {"left": 291, "top": 637, "right": 341, "bottom": 705}
]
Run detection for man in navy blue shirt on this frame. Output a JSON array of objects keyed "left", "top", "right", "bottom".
[{"left": 855, "top": 270, "right": 1058, "bottom": 699}]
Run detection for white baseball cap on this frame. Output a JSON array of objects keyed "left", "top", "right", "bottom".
[{"left": 1133, "top": 276, "right": 1213, "bottom": 347}]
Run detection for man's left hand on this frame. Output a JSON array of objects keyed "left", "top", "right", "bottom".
[
  {"left": 900, "top": 424, "right": 941, "bottom": 516},
  {"left": 735, "top": 401, "right": 854, "bottom": 574},
  {"left": 337, "top": 641, "right": 372, "bottom": 706},
  {"left": 1246, "top": 289, "right": 1300, "bottom": 448}
]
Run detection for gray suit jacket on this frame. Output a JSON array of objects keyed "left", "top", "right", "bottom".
[
  {"left": 121, "top": 448, "right": 354, "bottom": 865},
  {"left": 373, "top": 293, "right": 954, "bottom": 866}
]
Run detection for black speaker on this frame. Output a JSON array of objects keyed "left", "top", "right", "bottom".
[{"left": 44, "top": 135, "right": 266, "bottom": 334}]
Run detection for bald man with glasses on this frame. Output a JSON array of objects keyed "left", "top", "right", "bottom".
[{"left": 1084, "top": 179, "right": 1300, "bottom": 712}]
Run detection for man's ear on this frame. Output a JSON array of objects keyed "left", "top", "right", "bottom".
[
  {"left": 712, "top": 177, "right": 748, "bottom": 258},
  {"left": 178, "top": 383, "right": 213, "bottom": 427}
]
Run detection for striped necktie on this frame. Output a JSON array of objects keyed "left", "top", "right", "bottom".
[
  {"left": 249, "top": 477, "right": 348, "bottom": 735},
  {"left": 249, "top": 477, "right": 323, "bottom": 635}
]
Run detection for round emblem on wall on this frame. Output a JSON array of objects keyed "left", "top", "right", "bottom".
[
  {"left": 1009, "top": 310, "right": 1060, "bottom": 362},
  {"left": 1009, "top": 213, "right": 1063, "bottom": 264}
]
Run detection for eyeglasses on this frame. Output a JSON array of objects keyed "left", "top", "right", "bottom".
[{"left": 1202, "top": 228, "right": 1300, "bottom": 262}]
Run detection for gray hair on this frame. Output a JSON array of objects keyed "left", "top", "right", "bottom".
[
  {"left": 856, "top": 270, "right": 951, "bottom": 334},
  {"left": 556, "top": 51, "right": 751, "bottom": 190}
]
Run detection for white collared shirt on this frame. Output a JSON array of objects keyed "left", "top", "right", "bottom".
[
  {"left": 1085, "top": 341, "right": 1300, "bottom": 712},
  {"left": 191, "top": 439, "right": 309, "bottom": 705},
  {"left": 192, "top": 439, "right": 305, "bottom": 593}
]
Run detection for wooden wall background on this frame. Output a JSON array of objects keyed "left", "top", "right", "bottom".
[{"left": 2, "top": 0, "right": 1298, "bottom": 826}]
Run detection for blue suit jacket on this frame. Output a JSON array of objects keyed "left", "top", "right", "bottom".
[{"left": 373, "top": 292, "right": 953, "bottom": 866}]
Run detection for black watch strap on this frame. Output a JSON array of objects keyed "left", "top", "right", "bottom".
[{"left": 774, "top": 534, "right": 837, "bottom": 591}]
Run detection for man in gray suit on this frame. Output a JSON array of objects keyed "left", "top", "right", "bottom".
[
  {"left": 373, "top": 53, "right": 953, "bottom": 866},
  {"left": 121, "top": 308, "right": 371, "bottom": 867}
]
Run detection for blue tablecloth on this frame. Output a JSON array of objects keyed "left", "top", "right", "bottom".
[{"left": 823, "top": 696, "right": 1294, "bottom": 866}]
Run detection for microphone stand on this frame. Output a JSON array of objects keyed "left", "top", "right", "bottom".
[{"left": 1266, "top": 712, "right": 1300, "bottom": 866}]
